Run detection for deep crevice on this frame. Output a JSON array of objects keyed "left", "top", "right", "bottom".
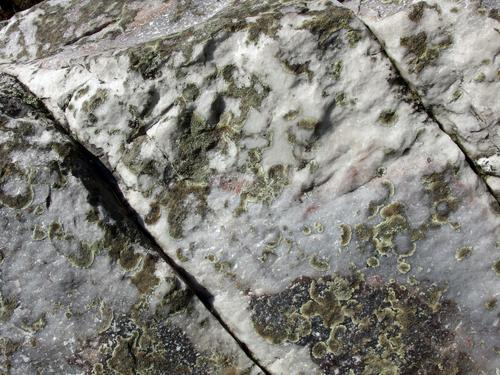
[
  {"left": 0, "top": 0, "right": 43, "bottom": 21},
  {"left": 354, "top": 13, "right": 500, "bottom": 207},
  {"left": 62, "top": 19, "right": 117, "bottom": 47},
  {"left": 10, "top": 74, "right": 271, "bottom": 375}
]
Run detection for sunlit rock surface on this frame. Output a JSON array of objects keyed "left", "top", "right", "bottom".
[
  {"left": 344, "top": 0, "right": 500, "bottom": 199},
  {"left": 0, "top": 0, "right": 499, "bottom": 374},
  {"left": 0, "top": 74, "right": 258, "bottom": 374}
]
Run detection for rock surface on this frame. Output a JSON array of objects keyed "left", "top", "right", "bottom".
[
  {"left": 0, "top": 73, "right": 258, "bottom": 374},
  {"left": 347, "top": 0, "right": 500, "bottom": 199},
  {"left": 0, "top": 0, "right": 499, "bottom": 374}
]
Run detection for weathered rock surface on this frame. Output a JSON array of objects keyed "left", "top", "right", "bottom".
[
  {"left": 0, "top": 73, "right": 258, "bottom": 374},
  {"left": 344, "top": 0, "right": 500, "bottom": 199},
  {"left": 0, "top": 0, "right": 499, "bottom": 374}
]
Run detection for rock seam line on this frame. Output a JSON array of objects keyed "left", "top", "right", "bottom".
[
  {"left": 352, "top": 11, "right": 500, "bottom": 208},
  {"left": 4, "top": 73, "right": 273, "bottom": 375}
]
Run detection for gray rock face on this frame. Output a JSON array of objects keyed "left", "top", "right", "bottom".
[
  {"left": 345, "top": 0, "right": 500, "bottom": 199},
  {"left": 0, "top": 74, "right": 258, "bottom": 374},
  {"left": 0, "top": 0, "right": 499, "bottom": 374}
]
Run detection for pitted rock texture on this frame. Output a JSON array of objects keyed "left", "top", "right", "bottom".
[
  {"left": 0, "top": 0, "right": 233, "bottom": 63},
  {"left": 345, "top": 0, "right": 500, "bottom": 199},
  {"left": 0, "top": 73, "right": 258, "bottom": 374},
  {"left": 0, "top": 0, "right": 499, "bottom": 374}
]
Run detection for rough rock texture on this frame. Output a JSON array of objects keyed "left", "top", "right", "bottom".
[
  {"left": 0, "top": 74, "right": 258, "bottom": 374},
  {"left": 0, "top": 0, "right": 231, "bottom": 63},
  {"left": 344, "top": 0, "right": 500, "bottom": 199},
  {"left": 0, "top": 1, "right": 43, "bottom": 21},
  {"left": 0, "top": 0, "right": 499, "bottom": 374}
]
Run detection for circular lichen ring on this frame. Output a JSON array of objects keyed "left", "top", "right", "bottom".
[{"left": 0, "top": 163, "right": 34, "bottom": 209}]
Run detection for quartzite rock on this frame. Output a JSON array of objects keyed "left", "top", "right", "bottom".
[
  {"left": 345, "top": 0, "right": 500, "bottom": 199},
  {"left": 0, "top": 73, "right": 258, "bottom": 374},
  {"left": 0, "top": 0, "right": 499, "bottom": 374}
]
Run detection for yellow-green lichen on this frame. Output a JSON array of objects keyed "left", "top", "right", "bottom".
[
  {"left": 400, "top": 32, "right": 452, "bottom": 73},
  {"left": 397, "top": 260, "right": 411, "bottom": 274},
  {"left": 366, "top": 257, "right": 379, "bottom": 268},
  {"left": 309, "top": 255, "right": 330, "bottom": 271},
  {"left": 0, "top": 163, "right": 34, "bottom": 209},
  {"left": 377, "top": 110, "right": 397, "bottom": 126},
  {"left": 297, "top": 118, "right": 319, "bottom": 130},
  {"left": 0, "top": 292, "right": 16, "bottom": 323},
  {"left": 176, "top": 248, "right": 189, "bottom": 262},
  {"left": 493, "top": 259, "right": 500, "bottom": 276},
  {"left": 250, "top": 271, "right": 473, "bottom": 373},
  {"left": 314, "top": 222, "right": 324, "bottom": 234},
  {"left": 31, "top": 225, "right": 46, "bottom": 241},
  {"left": 301, "top": 6, "right": 356, "bottom": 49},
  {"left": 20, "top": 314, "right": 46, "bottom": 334},
  {"left": 329, "top": 60, "right": 343, "bottom": 80},
  {"left": 82, "top": 89, "right": 108, "bottom": 123},
  {"left": 340, "top": 224, "right": 352, "bottom": 247},
  {"left": 132, "top": 255, "right": 160, "bottom": 294},
  {"left": 484, "top": 298, "right": 497, "bottom": 311},
  {"left": 455, "top": 246, "right": 472, "bottom": 261}
]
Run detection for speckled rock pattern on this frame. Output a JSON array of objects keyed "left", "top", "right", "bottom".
[
  {"left": 0, "top": 73, "right": 258, "bottom": 374},
  {"left": 0, "top": 0, "right": 499, "bottom": 374},
  {"left": 345, "top": 0, "right": 500, "bottom": 199}
]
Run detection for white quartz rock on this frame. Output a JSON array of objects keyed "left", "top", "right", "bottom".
[
  {"left": 0, "top": 73, "right": 258, "bottom": 375},
  {"left": 1, "top": 0, "right": 499, "bottom": 374},
  {"left": 348, "top": 0, "right": 500, "bottom": 200}
]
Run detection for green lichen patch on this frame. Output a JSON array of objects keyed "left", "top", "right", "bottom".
[
  {"left": 298, "top": 118, "right": 319, "bottom": 130},
  {"left": 282, "top": 59, "right": 314, "bottom": 80},
  {"left": 236, "top": 148, "right": 290, "bottom": 216},
  {"left": 250, "top": 272, "right": 474, "bottom": 374},
  {"left": 0, "top": 292, "right": 16, "bottom": 323},
  {"left": 157, "top": 277, "right": 193, "bottom": 317},
  {"left": 20, "top": 314, "right": 47, "bottom": 334},
  {"left": 329, "top": 60, "right": 343, "bottom": 80},
  {"left": 47, "top": 221, "right": 64, "bottom": 240},
  {"left": 160, "top": 106, "right": 220, "bottom": 238},
  {"left": 0, "top": 162, "right": 33, "bottom": 209},
  {"left": 488, "top": 8, "right": 500, "bottom": 22},
  {"left": 372, "top": 202, "right": 410, "bottom": 256},
  {"left": 0, "top": 337, "right": 19, "bottom": 372},
  {"left": 283, "top": 109, "right": 300, "bottom": 121},
  {"left": 455, "top": 246, "right": 472, "bottom": 261},
  {"left": 396, "top": 260, "right": 411, "bottom": 274},
  {"left": 400, "top": 32, "right": 452, "bottom": 73},
  {"left": 421, "top": 168, "right": 459, "bottom": 227},
  {"left": 408, "top": 2, "right": 426, "bottom": 22},
  {"left": 205, "top": 253, "right": 236, "bottom": 278},
  {"left": 352, "top": 169, "right": 462, "bottom": 277},
  {"left": 339, "top": 224, "right": 352, "bottom": 247},
  {"left": 220, "top": 65, "right": 270, "bottom": 121},
  {"left": 176, "top": 248, "right": 189, "bottom": 262},
  {"left": 66, "top": 241, "right": 98, "bottom": 269},
  {"left": 493, "top": 259, "right": 500, "bottom": 276},
  {"left": 366, "top": 257, "right": 379, "bottom": 268},
  {"left": 474, "top": 72, "right": 486, "bottom": 82},
  {"left": 377, "top": 110, "right": 398, "bottom": 126},
  {"left": 246, "top": 12, "right": 282, "bottom": 43},
  {"left": 31, "top": 224, "right": 46, "bottom": 241},
  {"left": 99, "top": 311, "right": 237, "bottom": 375},
  {"left": 309, "top": 255, "right": 330, "bottom": 271},
  {"left": 484, "top": 298, "right": 497, "bottom": 311},
  {"left": 132, "top": 255, "right": 160, "bottom": 295},
  {"left": 129, "top": 42, "right": 164, "bottom": 80},
  {"left": 82, "top": 89, "right": 108, "bottom": 123},
  {"left": 301, "top": 6, "right": 357, "bottom": 49},
  {"left": 408, "top": 2, "right": 440, "bottom": 23}
]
